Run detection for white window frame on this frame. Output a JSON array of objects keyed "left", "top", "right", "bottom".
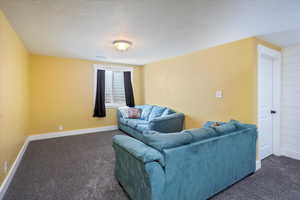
[{"left": 93, "top": 64, "right": 133, "bottom": 108}]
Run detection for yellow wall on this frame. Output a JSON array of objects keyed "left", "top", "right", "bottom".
[
  {"left": 144, "top": 37, "right": 280, "bottom": 129},
  {"left": 0, "top": 8, "right": 281, "bottom": 185},
  {"left": 29, "top": 55, "right": 144, "bottom": 135},
  {"left": 0, "top": 11, "right": 30, "bottom": 183}
]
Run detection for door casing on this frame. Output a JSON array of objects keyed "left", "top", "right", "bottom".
[{"left": 257, "top": 44, "right": 282, "bottom": 160}]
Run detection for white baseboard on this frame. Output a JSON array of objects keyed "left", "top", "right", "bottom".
[
  {"left": 0, "top": 125, "right": 118, "bottom": 199},
  {"left": 0, "top": 138, "right": 29, "bottom": 199},
  {"left": 27, "top": 125, "right": 118, "bottom": 141},
  {"left": 256, "top": 160, "right": 261, "bottom": 171},
  {"left": 282, "top": 148, "right": 300, "bottom": 160}
]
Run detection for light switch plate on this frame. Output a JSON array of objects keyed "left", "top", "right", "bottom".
[
  {"left": 216, "top": 90, "right": 223, "bottom": 98},
  {"left": 58, "top": 125, "right": 64, "bottom": 131}
]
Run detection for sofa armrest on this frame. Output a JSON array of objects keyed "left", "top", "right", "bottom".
[
  {"left": 113, "top": 135, "right": 165, "bottom": 166},
  {"left": 149, "top": 113, "right": 184, "bottom": 133},
  {"left": 117, "top": 109, "right": 122, "bottom": 120},
  {"left": 113, "top": 135, "right": 165, "bottom": 200}
]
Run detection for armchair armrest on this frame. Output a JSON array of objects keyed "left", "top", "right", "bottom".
[
  {"left": 149, "top": 113, "right": 184, "bottom": 133},
  {"left": 113, "top": 135, "right": 165, "bottom": 166}
]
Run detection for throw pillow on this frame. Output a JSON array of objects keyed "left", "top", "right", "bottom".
[
  {"left": 127, "top": 108, "right": 141, "bottom": 119},
  {"left": 118, "top": 106, "right": 141, "bottom": 119}
]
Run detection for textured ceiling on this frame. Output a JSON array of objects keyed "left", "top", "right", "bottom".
[{"left": 1, "top": 0, "right": 300, "bottom": 65}]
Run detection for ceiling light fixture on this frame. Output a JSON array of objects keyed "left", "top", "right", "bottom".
[{"left": 113, "top": 40, "right": 132, "bottom": 51}]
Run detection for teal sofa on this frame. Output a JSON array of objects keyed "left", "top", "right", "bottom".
[
  {"left": 112, "top": 120, "right": 257, "bottom": 200},
  {"left": 117, "top": 105, "right": 184, "bottom": 141}
]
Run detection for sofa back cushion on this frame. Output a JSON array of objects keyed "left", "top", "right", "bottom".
[
  {"left": 185, "top": 127, "right": 219, "bottom": 142},
  {"left": 212, "top": 123, "right": 237, "bottom": 134},
  {"left": 148, "top": 106, "right": 167, "bottom": 121},
  {"left": 142, "top": 120, "right": 249, "bottom": 151},
  {"left": 139, "top": 105, "right": 154, "bottom": 120},
  {"left": 160, "top": 108, "right": 175, "bottom": 117},
  {"left": 134, "top": 105, "right": 175, "bottom": 121},
  {"left": 203, "top": 121, "right": 226, "bottom": 128},
  {"left": 143, "top": 131, "right": 193, "bottom": 151},
  {"left": 203, "top": 120, "right": 241, "bottom": 134},
  {"left": 228, "top": 119, "right": 257, "bottom": 130}
]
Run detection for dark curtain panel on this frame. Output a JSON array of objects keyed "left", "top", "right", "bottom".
[
  {"left": 124, "top": 71, "right": 135, "bottom": 107},
  {"left": 93, "top": 70, "right": 106, "bottom": 117}
]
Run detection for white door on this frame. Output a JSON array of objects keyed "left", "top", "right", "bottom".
[{"left": 258, "top": 54, "right": 275, "bottom": 160}]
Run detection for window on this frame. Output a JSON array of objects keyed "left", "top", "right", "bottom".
[
  {"left": 105, "top": 70, "right": 126, "bottom": 106},
  {"left": 94, "top": 65, "right": 133, "bottom": 108}
]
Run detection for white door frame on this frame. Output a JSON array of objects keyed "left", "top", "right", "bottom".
[{"left": 257, "top": 44, "right": 282, "bottom": 160}]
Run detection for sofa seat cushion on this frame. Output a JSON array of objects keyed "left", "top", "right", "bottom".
[
  {"left": 185, "top": 127, "right": 219, "bottom": 142},
  {"left": 143, "top": 131, "right": 193, "bottom": 151},
  {"left": 136, "top": 124, "right": 149, "bottom": 132},
  {"left": 126, "top": 119, "right": 148, "bottom": 128},
  {"left": 148, "top": 106, "right": 167, "bottom": 121}
]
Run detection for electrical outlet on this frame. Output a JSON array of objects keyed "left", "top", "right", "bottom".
[
  {"left": 216, "top": 90, "right": 223, "bottom": 98},
  {"left": 4, "top": 161, "right": 8, "bottom": 174},
  {"left": 58, "top": 125, "right": 64, "bottom": 131}
]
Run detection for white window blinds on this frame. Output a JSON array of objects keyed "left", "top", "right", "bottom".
[{"left": 105, "top": 71, "right": 126, "bottom": 106}]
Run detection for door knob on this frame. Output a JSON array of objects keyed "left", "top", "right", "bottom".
[{"left": 270, "top": 110, "right": 277, "bottom": 114}]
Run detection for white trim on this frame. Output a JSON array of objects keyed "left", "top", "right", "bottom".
[
  {"left": 257, "top": 45, "right": 282, "bottom": 160},
  {"left": 256, "top": 160, "right": 262, "bottom": 171},
  {"left": 28, "top": 125, "right": 118, "bottom": 141},
  {"left": 257, "top": 45, "right": 281, "bottom": 58},
  {"left": 282, "top": 148, "right": 300, "bottom": 160},
  {"left": 0, "top": 138, "right": 29, "bottom": 199},
  {"left": 0, "top": 125, "right": 118, "bottom": 199}
]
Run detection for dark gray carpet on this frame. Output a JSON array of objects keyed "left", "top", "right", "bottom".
[{"left": 3, "top": 130, "right": 300, "bottom": 200}]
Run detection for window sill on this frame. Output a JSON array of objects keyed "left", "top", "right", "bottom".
[{"left": 105, "top": 104, "right": 126, "bottom": 109}]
